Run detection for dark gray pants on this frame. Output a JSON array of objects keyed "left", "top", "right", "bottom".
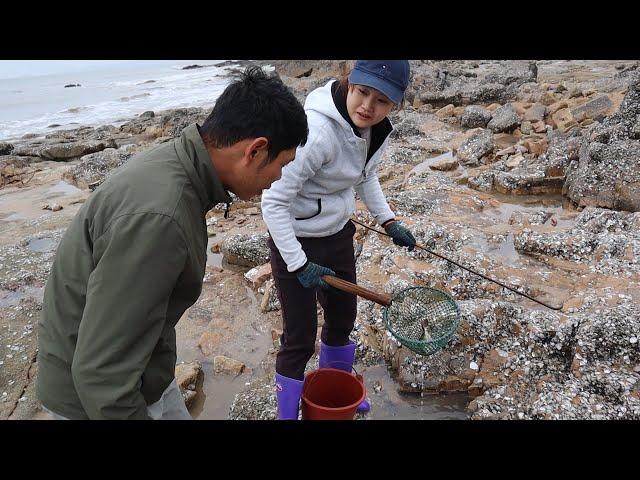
[{"left": 268, "top": 221, "right": 357, "bottom": 380}]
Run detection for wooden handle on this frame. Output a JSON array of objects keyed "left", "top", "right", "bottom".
[{"left": 321, "top": 275, "right": 392, "bottom": 306}]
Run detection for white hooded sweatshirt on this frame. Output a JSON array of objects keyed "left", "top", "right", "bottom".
[{"left": 261, "top": 80, "right": 396, "bottom": 272}]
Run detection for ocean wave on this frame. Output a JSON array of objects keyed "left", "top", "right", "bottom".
[
  {"left": 0, "top": 65, "right": 234, "bottom": 141},
  {"left": 118, "top": 93, "right": 152, "bottom": 102},
  {"left": 64, "top": 106, "right": 88, "bottom": 114}
]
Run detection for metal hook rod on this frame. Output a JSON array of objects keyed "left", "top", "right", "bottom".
[{"left": 351, "top": 217, "right": 563, "bottom": 311}]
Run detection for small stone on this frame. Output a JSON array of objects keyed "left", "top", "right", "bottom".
[
  {"left": 198, "top": 331, "right": 223, "bottom": 356},
  {"left": 524, "top": 104, "right": 547, "bottom": 122},
  {"left": 487, "top": 104, "right": 520, "bottom": 133},
  {"left": 506, "top": 154, "right": 524, "bottom": 169},
  {"left": 42, "top": 203, "right": 63, "bottom": 212},
  {"left": 568, "top": 87, "right": 582, "bottom": 99},
  {"left": 523, "top": 138, "right": 548, "bottom": 156},
  {"left": 470, "top": 361, "right": 479, "bottom": 370},
  {"left": 429, "top": 157, "right": 459, "bottom": 171},
  {"left": 435, "top": 104, "right": 456, "bottom": 118},
  {"left": 551, "top": 108, "right": 575, "bottom": 132},
  {"left": 496, "top": 146, "right": 516, "bottom": 157},
  {"left": 175, "top": 361, "right": 202, "bottom": 390},
  {"left": 244, "top": 262, "right": 272, "bottom": 289},
  {"left": 548, "top": 101, "right": 568, "bottom": 115},
  {"left": 630, "top": 337, "right": 638, "bottom": 344},
  {"left": 532, "top": 120, "right": 547, "bottom": 133},
  {"left": 182, "top": 389, "right": 197, "bottom": 407},
  {"left": 213, "top": 355, "right": 245, "bottom": 376},
  {"left": 461, "top": 105, "right": 492, "bottom": 128}
]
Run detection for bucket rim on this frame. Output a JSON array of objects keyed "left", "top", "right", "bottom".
[{"left": 301, "top": 367, "right": 366, "bottom": 412}]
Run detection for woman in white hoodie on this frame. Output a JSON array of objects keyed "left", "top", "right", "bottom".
[{"left": 261, "top": 60, "right": 416, "bottom": 419}]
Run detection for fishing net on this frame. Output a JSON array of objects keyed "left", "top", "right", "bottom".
[{"left": 383, "top": 287, "right": 460, "bottom": 356}]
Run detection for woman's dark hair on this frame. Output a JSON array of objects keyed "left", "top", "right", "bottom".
[
  {"left": 336, "top": 74, "right": 406, "bottom": 110},
  {"left": 200, "top": 66, "right": 308, "bottom": 161}
]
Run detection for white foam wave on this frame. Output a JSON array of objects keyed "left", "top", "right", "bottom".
[{"left": 0, "top": 64, "right": 234, "bottom": 141}]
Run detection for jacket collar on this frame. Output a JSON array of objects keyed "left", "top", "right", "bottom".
[
  {"left": 330, "top": 80, "right": 393, "bottom": 163},
  {"left": 174, "top": 123, "right": 232, "bottom": 213}
]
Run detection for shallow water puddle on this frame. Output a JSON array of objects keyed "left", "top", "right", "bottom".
[
  {"left": 0, "top": 212, "right": 25, "bottom": 222},
  {"left": 206, "top": 237, "right": 223, "bottom": 267},
  {"left": 403, "top": 151, "right": 457, "bottom": 185},
  {"left": 46, "top": 181, "right": 82, "bottom": 196},
  {"left": 358, "top": 364, "right": 469, "bottom": 419},
  {"left": 27, "top": 237, "right": 57, "bottom": 252},
  {"left": 471, "top": 232, "right": 521, "bottom": 266},
  {"left": 486, "top": 192, "right": 575, "bottom": 228},
  {"left": 0, "top": 286, "right": 44, "bottom": 308},
  {"left": 176, "top": 283, "right": 275, "bottom": 419},
  {"left": 189, "top": 335, "right": 273, "bottom": 419}
]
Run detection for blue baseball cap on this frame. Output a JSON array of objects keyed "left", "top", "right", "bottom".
[{"left": 348, "top": 60, "right": 410, "bottom": 105}]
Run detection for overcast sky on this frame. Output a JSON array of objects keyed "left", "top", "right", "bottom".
[{"left": 0, "top": 60, "right": 211, "bottom": 80}]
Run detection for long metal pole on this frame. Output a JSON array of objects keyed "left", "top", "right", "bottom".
[{"left": 351, "top": 218, "right": 562, "bottom": 311}]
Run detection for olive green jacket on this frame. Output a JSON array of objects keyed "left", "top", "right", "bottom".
[{"left": 36, "top": 123, "right": 231, "bottom": 419}]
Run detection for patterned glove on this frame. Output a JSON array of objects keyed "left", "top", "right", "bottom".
[
  {"left": 296, "top": 262, "right": 336, "bottom": 289},
  {"left": 384, "top": 221, "right": 416, "bottom": 252}
]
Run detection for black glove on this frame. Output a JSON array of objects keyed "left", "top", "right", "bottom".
[
  {"left": 384, "top": 221, "right": 416, "bottom": 252},
  {"left": 296, "top": 261, "right": 336, "bottom": 289}
]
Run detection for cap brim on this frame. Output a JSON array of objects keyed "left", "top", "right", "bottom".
[{"left": 348, "top": 69, "right": 403, "bottom": 105}]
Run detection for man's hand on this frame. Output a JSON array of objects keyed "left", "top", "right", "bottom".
[
  {"left": 384, "top": 221, "right": 416, "bottom": 252},
  {"left": 296, "top": 262, "right": 336, "bottom": 289}
]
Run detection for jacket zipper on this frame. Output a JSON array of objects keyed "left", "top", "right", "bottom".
[{"left": 360, "top": 139, "right": 368, "bottom": 179}]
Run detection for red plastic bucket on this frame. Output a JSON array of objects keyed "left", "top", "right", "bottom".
[{"left": 301, "top": 367, "right": 366, "bottom": 420}]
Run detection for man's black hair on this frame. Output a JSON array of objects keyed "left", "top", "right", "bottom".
[{"left": 200, "top": 65, "right": 308, "bottom": 161}]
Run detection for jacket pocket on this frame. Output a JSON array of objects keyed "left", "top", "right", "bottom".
[{"left": 294, "top": 198, "right": 322, "bottom": 220}]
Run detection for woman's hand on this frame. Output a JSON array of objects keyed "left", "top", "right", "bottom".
[
  {"left": 296, "top": 262, "right": 336, "bottom": 289},
  {"left": 384, "top": 221, "right": 416, "bottom": 251}
]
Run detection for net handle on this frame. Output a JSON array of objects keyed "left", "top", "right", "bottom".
[{"left": 322, "top": 275, "right": 392, "bottom": 306}]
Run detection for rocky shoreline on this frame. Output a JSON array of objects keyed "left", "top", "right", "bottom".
[{"left": 1, "top": 60, "right": 638, "bottom": 420}]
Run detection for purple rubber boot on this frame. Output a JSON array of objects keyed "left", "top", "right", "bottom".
[
  {"left": 275, "top": 373, "right": 304, "bottom": 420},
  {"left": 319, "top": 340, "right": 370, "bottom": 413}
]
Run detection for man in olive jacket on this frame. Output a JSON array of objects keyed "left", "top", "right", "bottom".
[{"left": 36, "top": 66, "right": 308, "bottom": 420}]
